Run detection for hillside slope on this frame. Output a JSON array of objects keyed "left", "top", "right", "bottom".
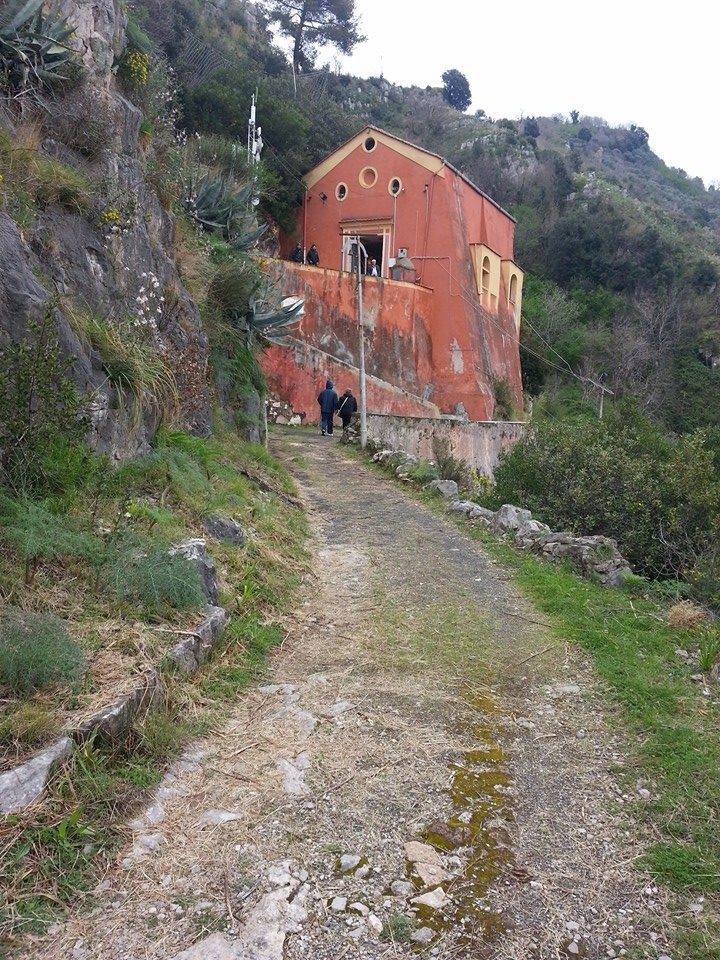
[{"left": 136, "top": 0, "right": 719, "bottom": 431}]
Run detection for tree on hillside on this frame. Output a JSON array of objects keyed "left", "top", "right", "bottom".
[
  {"left": 523, "top": 117, "right": 540, "bottom": 138},
  {"left": 263, "top": 0, "right": 363, "bottom": 74},
  {"left": 570, "top": 109, "right": 580, "bottom": 124},
  {"left": 441, "top": 69, "right": 471, "bottom": 111}
]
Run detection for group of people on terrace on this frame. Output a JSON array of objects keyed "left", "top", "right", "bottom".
[{"left": 289, "top": 243, "right": 380, "bottom": 277}]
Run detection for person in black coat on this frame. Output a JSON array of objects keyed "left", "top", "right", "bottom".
[
  {"left": 317, "top": 379, "right": 338, "bottom": 435},
  {"left": 289, "top": 243, "right": 304, "bottom": 263},
  {"left": 337, "top": 389, "right": 358, "bottom": 437},
  {"left": 307, "top": 243, "right": 320, "bottom": 266}
]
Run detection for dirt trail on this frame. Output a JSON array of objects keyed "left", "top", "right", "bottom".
[{"left": 29, "top": 429, "right": 671, "bottom": 960}]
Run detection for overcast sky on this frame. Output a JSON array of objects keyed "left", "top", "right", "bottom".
[{"left": 330, "top": 0, "right": 719, "bottom": 187}]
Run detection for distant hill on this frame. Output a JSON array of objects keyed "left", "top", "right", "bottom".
[{"left": 136, "top": 0, "right": 720, "bottom": 432}]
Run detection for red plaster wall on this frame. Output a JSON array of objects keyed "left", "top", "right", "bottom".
[{"left": 269, "top": 132, "right": 524, "bottom": 422}]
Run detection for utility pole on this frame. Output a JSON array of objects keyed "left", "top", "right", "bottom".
[
  {"left": 354, "top": 235, "right": 368, "bottom": 448},
  {"left": 597, "top": 382, "right": 612, "bottom": 419}
]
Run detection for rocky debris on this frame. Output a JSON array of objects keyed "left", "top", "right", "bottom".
[
  {"left": 0, "top": 737, "right": 73, "bottom": 814},
  {"left": 323, "top": 699, "right": 355, "bottom": 720},
  {"left": 277, "top": 753, "right": 311, "bottom": 795},
  {"left": 447, "top": 501, "right": 632, "bottom": 587},
  {"left": 404, "top": 839, "right": 450, "bottom": 886},
  {"left": 412, "top": 927, "right": 435, "bottom": 944},
  {"left": 169, "top": 539, "right": 220, "bottom": 604},
  {"left": 391, "top": 879, "right": 415, "bottom": 897},
  {"left": 349, "top": 902, "right": 369, "bottom": 916},
  {"left": 171, "top": 933, "right": 238, "bottom": 960},
  {"left": 75, "top": 669, "right": 163, "bottom": 741},
  {"left": 366, "top": 913, "right": 383, "bottom": 935},
  {"left": 167, "top": 606, "right": 229, "bottom": 675},
  {"left": 340, "top": 854, "right": 362, "bottom": 873},
  {"left": 202, "top": 516, "right": 246, "bottom": 547},
  {"left": 330, "top": 896, "right": 347, "bottom": 912},
  {"left": 197, "top": 809, "right": 242, "bottom": 827},
  {"left": 492, "top": 503, "right": 533, "bottom": 533},
  {"left": 411, "top": 887, "right": 448, "bottom": 909},
  {"left": 123, "top": 831, "right": 166, "bottom": 867},
  {"left": 425, "top": 478, "right": 459, "bottom": 500}
]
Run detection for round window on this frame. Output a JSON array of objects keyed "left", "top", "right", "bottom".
[
  {"left": 335, "top": 182, "right": 348, "bottom": 201},
  {"left": 363, "top": 135, "right": 377, "bottom": 152},
  {"left": 359, "top": 166, "right": 377, "bottom": 188},
  {"left": 389, "top": 177, "right": 402, "bottom": 196}
]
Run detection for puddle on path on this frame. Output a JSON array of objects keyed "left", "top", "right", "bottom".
[{"left": 418, "top": 692, "right": 514, "bottom": 955}]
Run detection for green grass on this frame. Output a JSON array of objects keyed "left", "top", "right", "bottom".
[
  {"left": 366, "top": 444, "right": 720, "bottom": 958},
  {"left": 1, "top": 426, "right": 308, "bottom": 945},
  {"left": 469, "top": 530, "right": 720, "bottom": 958}
]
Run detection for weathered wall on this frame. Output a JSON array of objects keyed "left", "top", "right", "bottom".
[
  {"left": 0, "top": 0, "right": 212, "bottom": 459},
  {"left": 366, "top": 413, "right": 526, "bottom": 477},
  {"left": 289, "top": 129, "right": 525, "bottom": 421},
  {"left": 262, "top": 262, "right": 441, "bottom": 422}
]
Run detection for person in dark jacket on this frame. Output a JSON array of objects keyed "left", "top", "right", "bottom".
[
  {"left": 307, "top": 243, "right": 320, "bottom": 266},
  {"left": 337, "top": 389, "right": 358, "bottom": 438},
  {"left": 289, "top": 243, "right": 304, "bottom": 263},
  {"left": 317, "top": 379, "right": 338, "bottom": 435}
]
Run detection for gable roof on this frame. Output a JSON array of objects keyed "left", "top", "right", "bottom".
[{"left": 303, "top": 125, "right": 516, "bottom": 224}]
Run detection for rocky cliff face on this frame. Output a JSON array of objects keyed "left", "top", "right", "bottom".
[{"left": 0, "top": 0, "right": 211, "bottom": 458}]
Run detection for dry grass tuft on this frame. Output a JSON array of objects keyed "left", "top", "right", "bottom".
[{"left": 667, "top": 599, "right": 711, "bottom": 630}]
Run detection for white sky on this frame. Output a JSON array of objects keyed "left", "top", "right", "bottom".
[{"left": 329, "top": 0, "right": 719, "bottom": 187}]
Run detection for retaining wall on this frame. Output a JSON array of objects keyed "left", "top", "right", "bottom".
[{"left": 366, "top": 413, "right": 526, "bottom": 477}]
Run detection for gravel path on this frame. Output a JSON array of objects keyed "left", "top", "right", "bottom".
[{"left": 28, "top": 429, "right": 672, "bottom": 960}]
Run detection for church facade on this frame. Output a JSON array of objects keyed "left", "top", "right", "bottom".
[{"left": 262, "top": 126, "right": 524, "bottom": 423}]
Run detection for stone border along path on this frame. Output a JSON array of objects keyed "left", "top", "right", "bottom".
[
  {"left": 0, "top": 541, "right": 228, "bottom": 815},
  {"left": 26, "top": 430, "right": 676, "bottom": 960}
]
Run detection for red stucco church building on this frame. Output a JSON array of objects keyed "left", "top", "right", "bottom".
[{"left": 262, "top": 126, "right": 525, "bottom": 423}]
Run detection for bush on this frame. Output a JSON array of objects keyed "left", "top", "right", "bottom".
[
  {"left": 431, "top": 436, "right": 470, "bottom": 488},
  {"left": 0, "top": 608, "right": 85, "bottom": 696},
  {"left": 103, "top": 543, "right": 206, "bottom": 614},
  {"left": 0, "top": 309, "right": 91, "bottom": 498},
  {"left": 1, "top": 498, "right": 105, "bottom": 583},
  {"left": 491, "top": 409, "right": 720, "bottom": 602}
]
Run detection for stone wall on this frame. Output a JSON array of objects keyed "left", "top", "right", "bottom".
[
  {"left": 0, "top": 0, "right": 213, "bottom": 459},
  {"left": 366, "top": 413, "right": 526, "bottom": 477}
]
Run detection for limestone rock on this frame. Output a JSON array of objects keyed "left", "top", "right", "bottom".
[
  {"left": 202, "top": 516, "right": 246, "bottom": 547},
  {"left": 0, "top": 737, "right": 73, "bottom": 814},
  {"left": 412, "top": 927, "right": 435, "bottom": 944},
  {"left": 425, "top": 479, "right": 459, "bottom": 500},
  {"left": 169, "top": 539, "right": 219, "bottom": 604},
  {"left": 171, "top": 933, "right": 239, "bottom": 960},
  {"left": 75, "top": 670, "right": 162, "bottom": 741},
  {"left": 415, "top": 861, "right": 450, "bottom": 886},
  {"left": 330, "top": 896, "right": 347, "bottom": 912},
  {"left": 404, "top": 841, "right": 442, "bottom": 866},
  {"left": 492, "top": 504, "right": 532, "bottom": 533},
  {"left": 340, "top": 854, "right": 362, "bottom": 873},
  {"left": 167, "top": 606, "right": 228, "bottom": 675},
  {"left": 198, "top": 809, "right": 242, "bottom": 827},
  {"left": 412, "top": 887, "right": 448, "bottom": 909},
  {"left": 391, "top": 880, "right": 415, "bottom": 897}
]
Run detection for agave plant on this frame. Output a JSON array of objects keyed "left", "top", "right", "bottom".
[
  {"left": 245, "top": 296, "right": 304, "bottom": 345},
  {"left": 0, "top": 0, "right": 79, "bottom": 98},
  {"left": 183, "top": 173, "right": 267, "bottom": 250}
]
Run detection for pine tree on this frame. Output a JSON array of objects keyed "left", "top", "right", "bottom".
[
  {"left": 263, "top": 0, "right": 363, "bottom": 75},
  {"left": 441, "top": 69, "right": 471, "bottom": 112}
]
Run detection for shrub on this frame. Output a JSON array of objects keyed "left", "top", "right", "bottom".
[
  {"left": 0, "top": 128, "right": 91, "bottom": 215},
  {"left": 491, "top": 409, "right": 720, "bottom": 599},
  {"left": 431, "top": 436, "right": 470, "bottom": 488},
  {"left": 102, "top": 543, "right": 206, "bottom": 614},
  {"left": 492, "top": 378, "right": 516, "bottom": 420},
  {"left": 0, "top": 607, "right": 85, "bottom": 696},
  {"left": 0, "top": 0, "right": 82, "bottom": 99},
  {"left": 69, "top": 313, "right": 179, "bottom": 424},
  {"left": 1, "top": 498, "right": 105, "bottom": 583},
  {"left": 0, "top": 311, "right": 91, "bottom": 498}
]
